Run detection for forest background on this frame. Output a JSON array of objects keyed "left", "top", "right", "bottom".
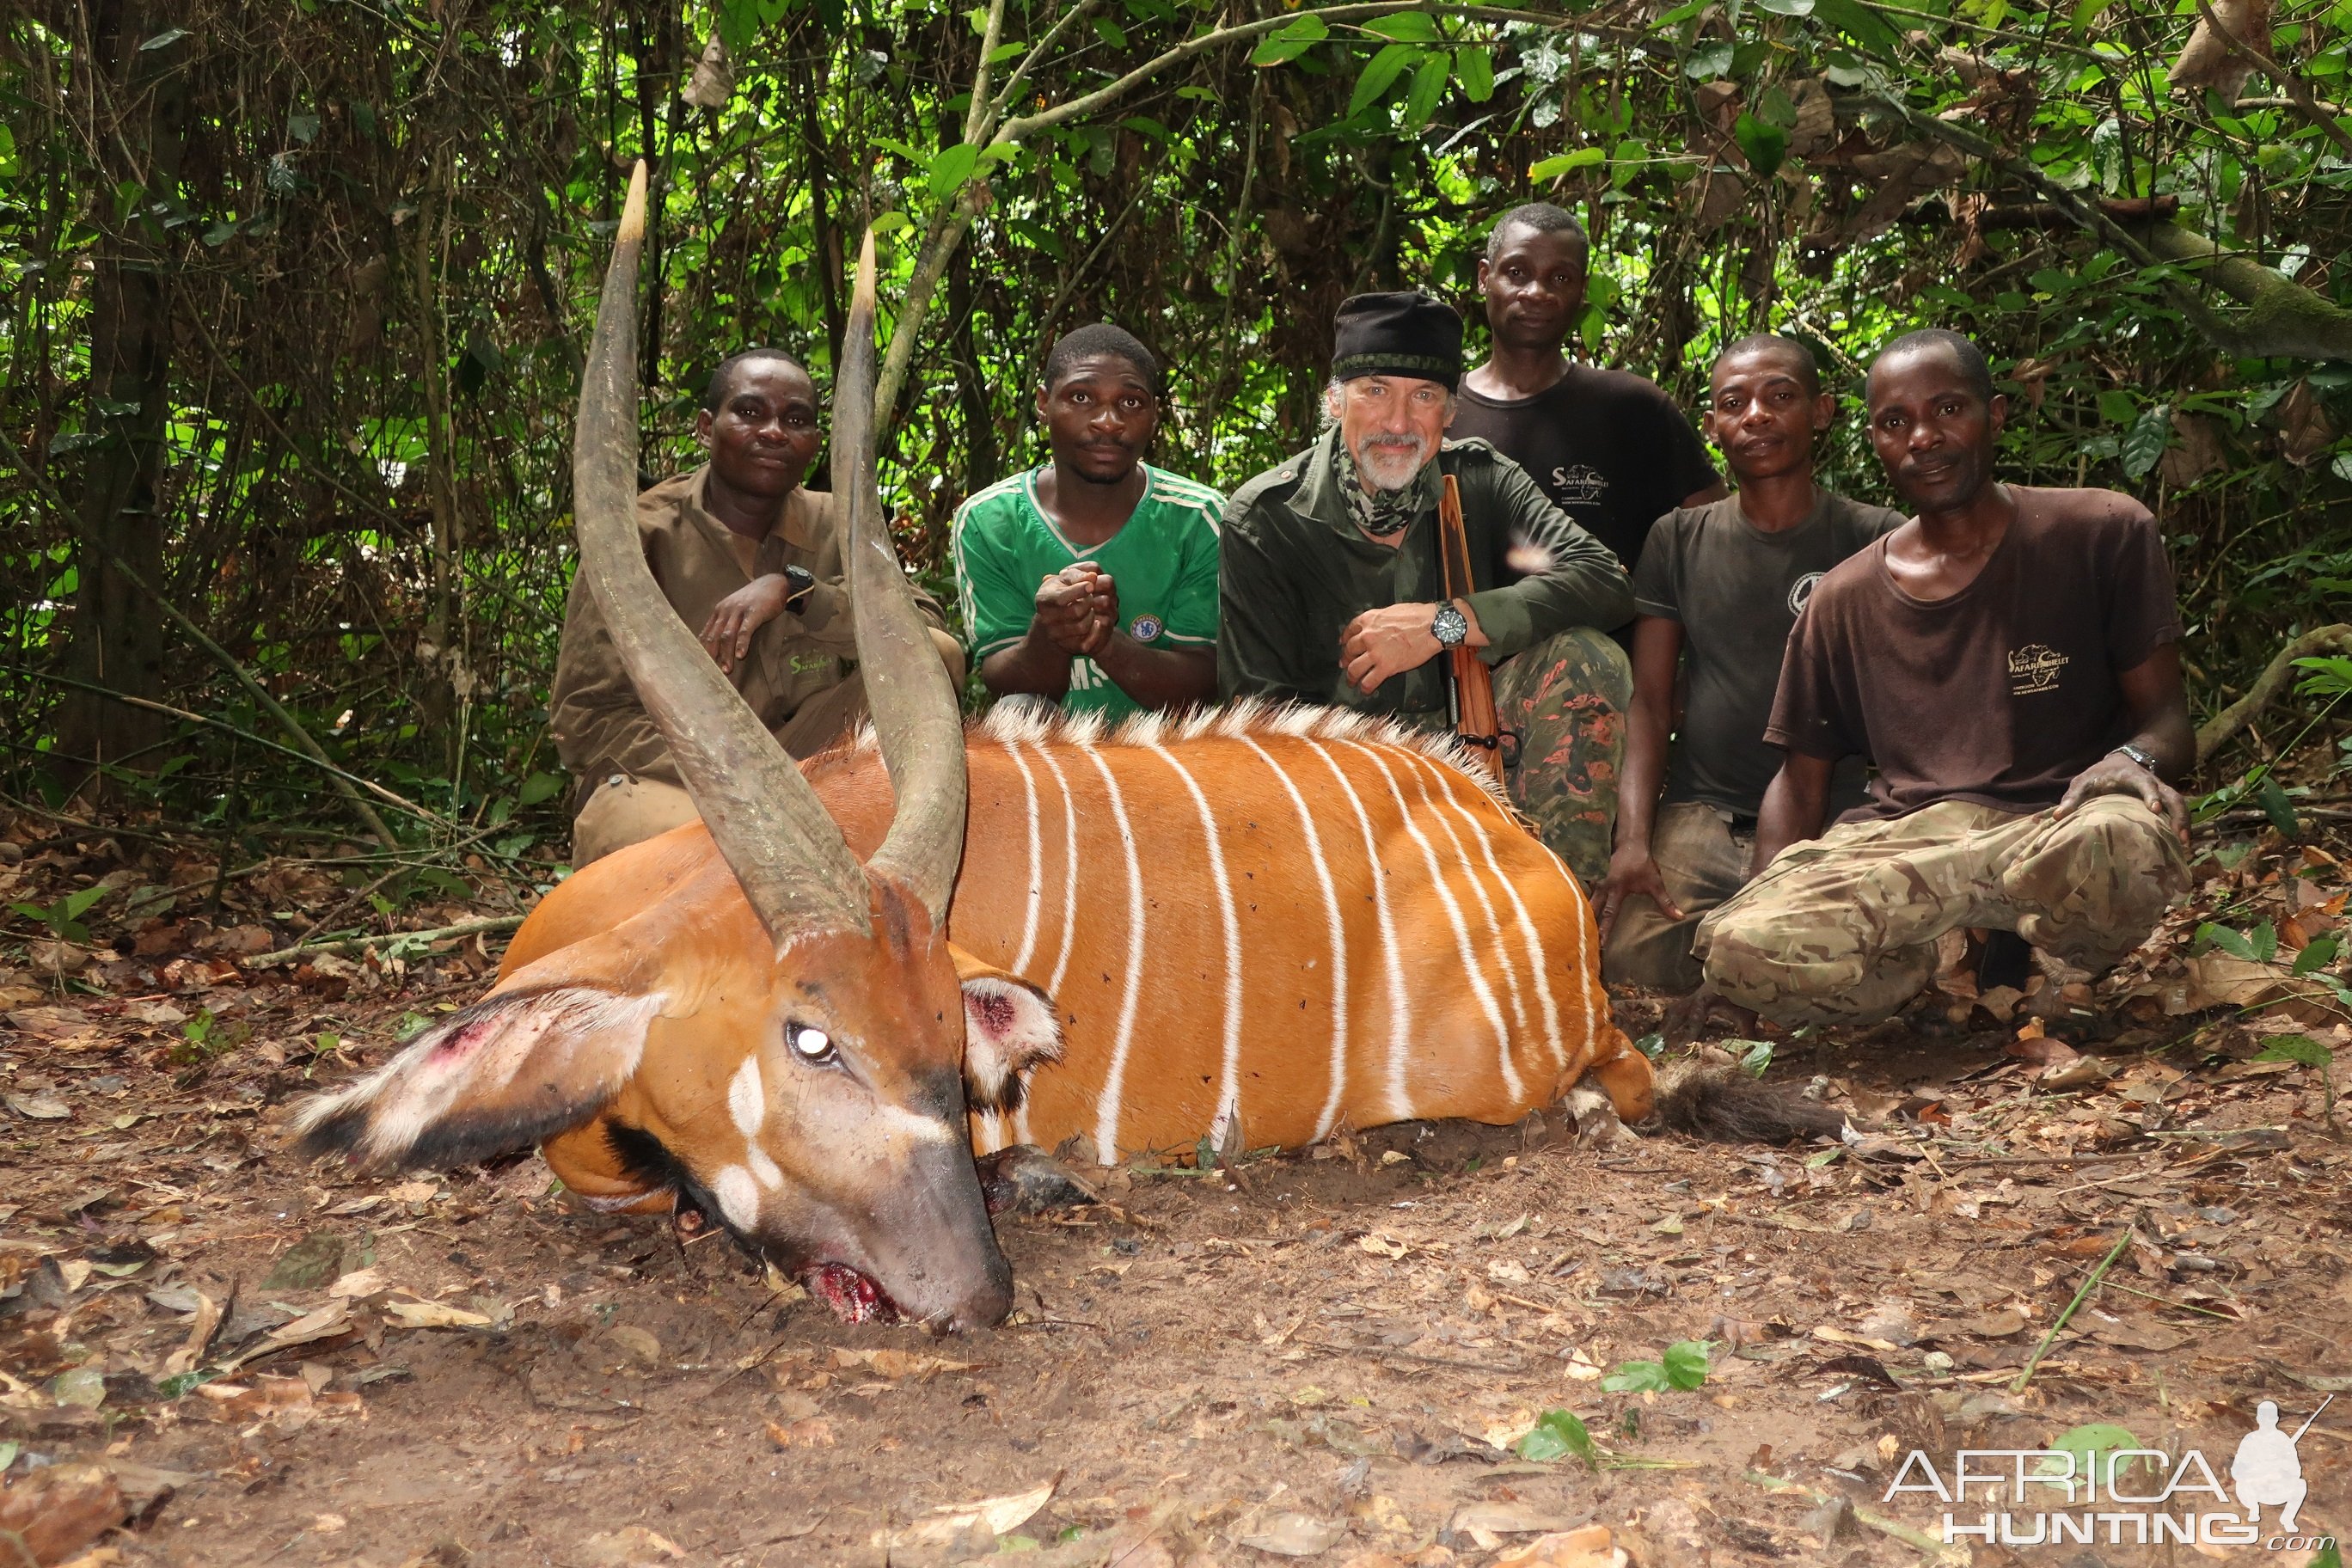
[{"left": 3, "top": 0, "right": 2350, "bottom": 904}]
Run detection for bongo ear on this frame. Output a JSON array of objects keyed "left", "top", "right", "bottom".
[
  {"left": 291, "top": 940, "right": 667, "bottom": 1172},
  {"left": 949, "top": 946, "right": 1063, "bottom": 1112}
]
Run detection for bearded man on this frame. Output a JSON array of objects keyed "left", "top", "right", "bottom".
[{"left": 1217, "top": 291, "right": 1635, "bottom": 885}]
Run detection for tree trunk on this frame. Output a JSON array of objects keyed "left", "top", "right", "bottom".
[{"left": 56, "top": 0, "right": 190, "bottom": 781}]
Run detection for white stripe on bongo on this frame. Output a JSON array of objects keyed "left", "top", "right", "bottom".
[
  {"left": 1024, "top": 740, "right": 1085, "bottom": 1148},
  {"left": 975, "top": 1106, "right": 1007, "bottom": 1155},
  {"left": 1078, "top": 743, "right": 1146, "bottom": 1165},
  {"left": 1001, "top": 740, "right": 1044, "bottom": 974},
  {"left": 1400, "top": 752, "right": 1528, "bottom": 1042},
  {"left": 1404, "top": 750, "right": 1566, "bottom": 1072},
  {"left": 1146, "top": 741, "right": 1246, "bottom": 1148},
  {"left": 1240, "top": 736, "right": 1351, "bottom": 1141},
  {"left": 1343, "top": 740, "right": 1518, "bottom": 1103},
  {"left": 1299, "top": 740, "right": 1415, "bottom": 1121}
]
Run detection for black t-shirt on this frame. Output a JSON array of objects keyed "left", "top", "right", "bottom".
[
  {"left": 1632, "top": 490, "right": 1904, "bottom": 817},
  {"left": 1767, "top": 487, "right": 2183, "bottom": 821},
  {"left": 1449, "top": 365, "right": 1720, "bottom": 582}
]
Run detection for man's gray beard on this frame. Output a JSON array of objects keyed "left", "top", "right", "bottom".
[{"left": 1355, "top": 437, "right": 1430, "bottom": 492}]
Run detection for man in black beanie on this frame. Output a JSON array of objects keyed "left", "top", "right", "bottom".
[{"left": 1216, "top": 290, "right": 1637, "bottom": 886}]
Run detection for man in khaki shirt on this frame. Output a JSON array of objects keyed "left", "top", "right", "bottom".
[{"left": 551, "top": 347, "right": 964, "bottom": 864}]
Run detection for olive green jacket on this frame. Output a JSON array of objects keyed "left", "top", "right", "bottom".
[{"left": 1216, "top": 428, "right": 1634, "bottom": 720}]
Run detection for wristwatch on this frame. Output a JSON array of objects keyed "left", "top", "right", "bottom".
[
  {"left": 781, "top": 565, "right": 818, "bottom": 613},
  {"left": 2111, "top": 742, "right": 2160, "bottom": 775},
  {"left": 1430, "top": 601, "right": 1469, "bottom": 648}
]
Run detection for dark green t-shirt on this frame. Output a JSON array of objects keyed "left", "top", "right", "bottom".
[{"left": 1632, "top": 490, "right": 1902, "bottom": 817}]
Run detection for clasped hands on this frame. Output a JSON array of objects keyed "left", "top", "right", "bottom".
[
  {"left": 1034, "top": 563, "right": 1120, "bottom": 658},
  {"left": 1340, "top": 600, "right": 1481, "bottom": 694}
]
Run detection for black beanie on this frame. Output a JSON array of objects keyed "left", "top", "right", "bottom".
[{"left": 1330, "top": 291, "right": 1464, "bottom": 391}]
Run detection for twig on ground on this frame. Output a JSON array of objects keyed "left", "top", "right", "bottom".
[
  {"left": 245, "top": 915, "right": 524, "bottom": 969},
  {"left": 2012, "top": 1228, "right": 2135, "bottom": 1393}
]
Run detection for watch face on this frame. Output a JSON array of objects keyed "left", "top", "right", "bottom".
[{"left": 1432, "top": 605, "right": 1468, "bottom": 646}]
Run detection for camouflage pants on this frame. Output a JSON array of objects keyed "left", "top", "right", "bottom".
[
  {"left": 1602, "top": 800, "right": 1753, "bottom": 994},
  {"left": 1496, "top": 627, "right": 1632, "bottom": 891},
  {"left": 1694, "top": 795, "right": 2190, "bottom": 1027}
]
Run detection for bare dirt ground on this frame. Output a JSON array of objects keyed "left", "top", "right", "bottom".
[{"left": 3, "top": 819, "right": 2349, "bottom": 1568}]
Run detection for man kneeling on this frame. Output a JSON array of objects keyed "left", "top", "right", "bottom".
[
  {"left": 551, "top": 346, "right": 964, "bottom": 865},
  {"left": 1217, "top": 291, "right": 1634, "bottom": 885},
  {"left": 1696, "top": 330, "right": 2192, "bottom": 1025}
]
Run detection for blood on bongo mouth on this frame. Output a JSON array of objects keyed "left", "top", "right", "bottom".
[{"left": 801, "top": 1262, "right": 903, "bottom": 1325}]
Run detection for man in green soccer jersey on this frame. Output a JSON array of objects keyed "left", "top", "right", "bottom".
[{"left": 953, "top": 324, "right": 1223, "bottom": 719}]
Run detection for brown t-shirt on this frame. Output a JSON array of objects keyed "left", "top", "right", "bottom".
[{"left": 1766, "top": 487, "right": 2181, "bottom": 821}]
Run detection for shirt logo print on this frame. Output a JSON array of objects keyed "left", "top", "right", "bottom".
[
  {"left": 1128, "top": 614, "right": 1164, "bottom": 643},
  {"left": 2007, "top": 643, "right": 2069, "bottom": 695},
  {"left": 1548, "top": 463, "right": 1609, "bottom": 508},
  {"left": 1787, "top": 572, "right": 1825, "bottom": 616}
]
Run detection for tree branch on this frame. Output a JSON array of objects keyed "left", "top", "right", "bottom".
[
  {"left": 2194, "top": 0, "right": 2352, "bottom": 162},
  {"left": 2197, "top": 624, "right": 2352, "bottom": 765}
]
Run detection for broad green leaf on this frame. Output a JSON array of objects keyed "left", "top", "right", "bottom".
[
  {"left": 869, "top": 211, "right": 911, "bottom": 235},
  {"left": 1601, "top": 1358, "right": 1671, "bottom": 1393},
  {"left": 1529, "top": 146, "right": 1606, "bottom": 181},
  {"left": 1365, "top": 12, "right": 1442, "bottom": 41},
  {"left": 1401, "top": 52, "right": 1450, "bottom": 129},
  {"left": 2037, "top": 1423, "right": 2145, "bottom": 1498},
  {"left": 2257, "top": 777, "right": 2300, "bottom": 839},
  {"left": 2257, "top": 1032, "right": 2331, "bottom": 1069},
  {"left": 929, "top": 141, "right": 982, "bottom": 199},
  {"left": 1251, "top": 14, "right": 1327, "bottom": 66},
  {"left": 2252, "top": 918, "right": 2279, "bottom": 963},
  {"left": 1810, "top": 0, "right": 1904, "bottom": 54},
  {"left": 2294, "top": 654, "right": 2352, "bottom": 696},
  {"left": 1663, "top": 1339, "right": 1712, "bottom": 1389},
  {"left": 1348, "top": 43, "right": 1420, "bottom": 116},
  {"left": 1684, "top": 40, "right": 1736, "bottom": 78},
  {"left": 2293, "top": 932, "right": 2341, "bottom": 976},
  {"left": 1456, "top": 46, "right": 1495, "bottom": 101},
  {"left": 1734, "top": 1038, "right": 1773, "bottom": 1077},
  {"left": 1093, "top": 17, "right": 1127, "bottom": 47},
  {"left": 1732, "top": 112, "right": 1787, "bottom": 178},
  {"left": 2196, "top": 921, "right": 2258, "bottom": 961},
  {"left": 1757, "top": 0, "right": 1816, "bottom": 14},
  {"left": 518, "top": 771, "right": 565, "bottom": 807},
  {"left": 1516, "top": 1408, "right": 1598, "bottom": 1465},
  {"left": 62, "top": 885, "right": 108, "bottom": 922},
  {"left": 2121, "top": 402, "right": 2171, "bottom": 481}
]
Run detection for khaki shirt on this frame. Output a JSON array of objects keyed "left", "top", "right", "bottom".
[{"left": 549, "top": 465, "right": 948, "bottom": 805}]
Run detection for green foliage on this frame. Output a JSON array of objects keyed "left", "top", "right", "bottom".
[
  {"left": 1516, "top": 1408, "right": 1598, "bottom": 1466},
  {"left": 1602, "top": 1340, "right": 1712, "bottom": 1393},
  {"left": 2035, "top": 1423, "right": 2153, "bottom": 1500},
  {"left": 10, "top": 884, "right": 109, "bottom": 944},
  {"left": 2197, "top": 919, "right": 2278, "bottom": 964}
]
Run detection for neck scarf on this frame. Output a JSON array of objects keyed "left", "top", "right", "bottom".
[{"left": 1333, "top": 434, "right": 1438, "bottom": 538}]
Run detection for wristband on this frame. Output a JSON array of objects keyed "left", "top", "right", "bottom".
[{"left": 2110, "top": 743, "right": 2159, "bottom": 776}]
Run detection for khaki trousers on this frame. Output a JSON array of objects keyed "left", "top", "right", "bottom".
[
  {"left": 1601, "top": 801, "right": 1754, "bottom": 994},
  {"left": 570, "top": 631, "right": 965, "bottom": 866},
  {"left": 1694, "top": 795, "right": 2190, "bottom": 1027}
]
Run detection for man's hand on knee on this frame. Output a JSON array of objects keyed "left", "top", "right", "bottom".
[
  {"left": 2053, "top": 749, "right": 2188, "bottom": 844},
  {"left": 1595, "top": 843, "right": 1683, "bottom": 941}
]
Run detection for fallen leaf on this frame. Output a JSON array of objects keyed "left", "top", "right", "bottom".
[
  {"left": 382, "top": 1299, "right": 493, "bottom": 1331},
  {"left": 885, "top": 1476, "right": 1057, "bottom": 1551},
  {"left": 384, "top": 1179, "right": 439, "bottom": 1204},
  {"left": 2086, "top": 1316, "right": 2187, "bottom": 1353},
  {"left": 328, "top": 1267, "right": 387, "bottom": 1299},
  {"left": 6, "top": 1093, "right": 71, "bottom": 1121},
  {"left": 1358, "top": 1232, "right": 1409, "bottom": 1259},
  {"left": 1965, "top": 1307, "right": 2027, "bottom": 1338},
  {"left": 262, "top": 1232, "right": 345, "bottom": 1290},
  {"left": 576, "top": 1526, "right": 687, "bottom": 1565},
  {"left": 604, "top": 1325, "right": 662, "bottom": 1364},
  {"left": 765, "top": 1417, "right": 835, "bottom": 1448},
  {"left": 1497, "top": 1526, "right": 1621, "bottom": 1568},
  {"left": 0, "top": 1462, "right": 124, "bottom": 1565},
  {"left": 831, "top": 1346, "right": 976, "bottom": 1380},
  {"left": 1236, "top": 1510, "right": 1349, "bottom": 1557},
  {"left": 1449, "top": 1502, "right": 1582, "bottom": 1551}
]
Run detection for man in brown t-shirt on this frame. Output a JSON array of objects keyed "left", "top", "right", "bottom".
[
  {"left": 1693, "top": 329, "right": 2193, "bottom": 1026},
  {"left": 550, "top": 347, "right": 964, "bottom": 865}
]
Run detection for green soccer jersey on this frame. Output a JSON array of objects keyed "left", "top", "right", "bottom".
[{"left": 952, "top": 462, "right": 1225, "bottom": 720}]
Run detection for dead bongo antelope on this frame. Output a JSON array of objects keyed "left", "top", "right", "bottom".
[{"left": 293, "top": 171, "right": 1831, "bottom": 1332}]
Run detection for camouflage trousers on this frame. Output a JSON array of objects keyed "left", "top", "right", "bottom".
[
  {"left": 1694, "top": 795, "right": 2190, "bottom": 1027},
  {"left": 1495, "top": 627, "right": 1632, "bottom": 891},
  {"left": 1602, "top": 800, "right": 1753, "bottom": 994}
]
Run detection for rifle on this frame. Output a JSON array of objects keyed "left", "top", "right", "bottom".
[{"left": 1436, "top": 473, "right": 1505, "bottom": 780}]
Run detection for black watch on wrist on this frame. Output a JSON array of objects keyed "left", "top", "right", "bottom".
[
  {"left": 1430, "top": 601, "right": 1470, "bottom": 648},
  {"left": 781, "top": 565, "right": 818, "bottom": 613}
]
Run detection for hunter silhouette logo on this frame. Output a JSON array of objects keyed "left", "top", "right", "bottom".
[{"left": 2233, "top": 1397, "right": 2326, "bottom": 1532}]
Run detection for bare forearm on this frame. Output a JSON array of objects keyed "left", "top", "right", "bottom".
[
  {"left": 1093, "top": 635, "right": 1216, "bottom": 710},
  {"left": 1750, "top": 757, "right": 1831, "bottom": 875},
  {"left": 1615, "top": 618, "right": 1679, "bottom": 849},
  {"left": 980, "top": 627, "right": 1075, "bottom": 701}
]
